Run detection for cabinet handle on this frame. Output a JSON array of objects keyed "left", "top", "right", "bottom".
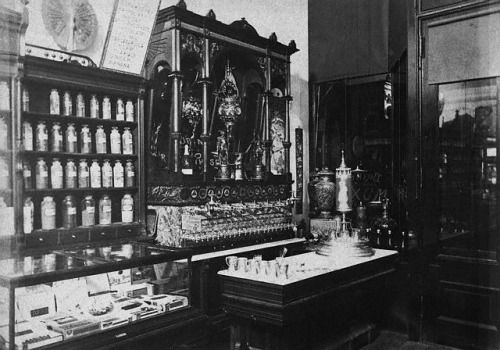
[
  {"left": 101, "top": 232, "right": 106, "bottom": 236},
  {"left": 38, "top": 237, "right": 44, "bottom": 242},
  {"left": 71, "top": 235, "right": 76, "bottom": 239},
  {"left": 115, "top": 332, "right": 127, "bottom": 339}
]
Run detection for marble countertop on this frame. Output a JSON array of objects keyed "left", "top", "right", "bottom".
[{"left": 218, "top": 248, "right": 398, "bottom": 286}]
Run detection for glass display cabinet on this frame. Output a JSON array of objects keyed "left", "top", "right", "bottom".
[
  {"left": 15, "top": 54, "right": 146, "bottom": 249},
  {"left": 0, "top": 241, "right": 193, "bottom": 350},
  {"left": 145, "top": 2, "right": 299, "bottom": 252}
]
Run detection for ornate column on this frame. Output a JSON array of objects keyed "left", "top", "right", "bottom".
[
  {"left": 263, "top": 54, "right": 272, "bottom": 174},
  {"left": 200, "top": 32, "right": 211, "bottom": 178},
  {"left": 284, "top": 60, "right": 292, "bottom": 175},
  {"left": 170, "top": 19, "right": 182, "bottom": 173}
]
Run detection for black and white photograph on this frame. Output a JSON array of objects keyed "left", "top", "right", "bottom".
[{"left": 0, "top": 0, "right": 498, "bottom": 349}]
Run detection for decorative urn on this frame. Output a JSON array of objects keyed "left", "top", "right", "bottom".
[
  {"left": 307, "top": 169, "right": 320, "bottom": 217},
  {"left": 312, "top": 167, "right": 336, "bottom": 218}
]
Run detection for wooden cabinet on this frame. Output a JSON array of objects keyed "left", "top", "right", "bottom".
[
  {"left": 409, "top": 1, "right": 500, "bottom": 348},
  {"left": 12, "top": 55, "right": 147, "bottom": 248},
  {"left": 145, "top": 3, "right": 299, "bottom": 253}
]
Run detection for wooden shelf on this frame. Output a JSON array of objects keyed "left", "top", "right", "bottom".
[
  {"left": 21, "top": 150, "right": 137, "bottom": 161},
  {"left": 24, "top": 187, "right": 138, "bottom": 196},
  {"left": 30, "top": 222, "right": 141, "bottom": 235},
  {"left": 23, "top": 112, "right": 137, "bottom": 129}
]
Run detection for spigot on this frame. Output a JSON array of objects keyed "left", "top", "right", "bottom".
[
  {"left": 286, "top": 192, "right": 299, "bottom": 207},
  {"left": 205, "top": 194, "right": 218, "bottom": 215}
]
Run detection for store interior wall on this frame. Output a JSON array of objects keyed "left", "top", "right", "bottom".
[
  {"left": 161, "top": 0, "right": 310, "bottom": 221},
  {"left": 308, "top": 0, "right": 390, "bottom": 83}
]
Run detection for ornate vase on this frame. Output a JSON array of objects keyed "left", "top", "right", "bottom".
[
  {"left": 307, "top": 169, "right": 320, "bottom": 217},
  {"left": 312, "top": 167, "right": 336, "bottom": 218}
]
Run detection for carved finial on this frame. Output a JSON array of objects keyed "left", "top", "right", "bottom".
[
  {"left": 206, "top": 9, "right": 216, "bottom": 20},
  {"left": 340, "top": 150, "right": 346, "bottom": 168},
  {"left": 176, "top": 0, "right": 187, "bottom": 10},
  {"left": 269, "top": 32, "right": 277, "bottom": 42},
  {"left": 288, "top": 40, "right": 297, "bottom": 51}
]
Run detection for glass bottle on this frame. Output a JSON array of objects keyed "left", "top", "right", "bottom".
[
  {"left": 116, "top": 98, "right": 125, "bottom": 121},
  {"left": 76, "top": 92, "right": 85, "bottom": 117},
  {"left": 23, "top": 161, "right": 32, "bottom": 189},
  {"left": 95, "top": 125, "right": 107, "bottom": 153},
  {"left": 78, "top": 159, "right": 89, "bottom": 188},
  {"left": 66, "top": 123, "right": 77, "bottom": 153},
  {"left": 50, "top": 158, "right": 63, "bottom": 189},
  {"left": 23, "top": 197, "right": 34, "bottom": 234},
  {"left": 65, "top": 159, "right": 77, "bottom": 189},
  {"left": 90, "top": 159, "right": 101, "bottom": 188},
  {"left": 81, "top": 195, "right": 95, "bottom": 226},
  {"left": 62, "top": 195, "right": 77, "bottom": 229},
  {"left": 102, "top": 159, "right": 113, "bottom": 188},
  {"left": 35, "top": 158, "right": 49, "bottom": 189},
  {"left": 0, "top": 158, "right": 8, "bottom": 189},
  {"left": 122, "top": 127, "right": 133, "bottom": 155},
  {"left": 102, "top": 96, "right": 111, "bottom": 120},
  {"left": 35, "top": 122, "right": 48, "bottom": 151},
  {"left": 80, "top": 125, "right": 92, "bottom": 153},
  {"left": 125, "top": 100, "right": 134, "bottom": 122},
  {"left": 113, "top": 160, "right": 124, "bottom": 188},
  {"left": 90, "top": 95, "right": 99, "bottom": 118},
  {"left": 125, "top": 160, "right": 135, "bottom": 187},
  {"left": 50, "top": 123, "right": 63, "bottom": 152},
  {"left": 23, "top": 122, "right": 33, "bottom": 151},
  {"left": 63, "top": 91, "right": 72, "bottom": 116},
  {"left": 181, "top": 144, "right": 193, "bottom": 175},
  {"left": 121, "top": 194, "right": 134, "bottom": 223},
  {"left": 99, "top": 195, "right": 112, "bottom": 225},
  {"left": 0, "top": 117, "right": 8, "bottom": 151},
  {"left": 41, "top": 196, "right": 56, "bottom": 230},
  {"left": 49, "top": 89, "right": 60, "bottom": 115},
  {"left": 110, "top": 127, "right": 121, "bottom": 154},
  {"left": 22, "top": 87, "right": 29, "bottom": 112}
]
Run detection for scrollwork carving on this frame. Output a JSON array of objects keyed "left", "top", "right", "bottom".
[{"left": 181, "top": 32, "right": 204, "bottom": 61}]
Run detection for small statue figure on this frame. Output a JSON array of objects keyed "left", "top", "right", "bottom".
[
  {"left": 254, "top": 139, "right": 264, "bottom": 165},
  {"left": 216, "top": 130, "right": 228, "bottom": 165}
]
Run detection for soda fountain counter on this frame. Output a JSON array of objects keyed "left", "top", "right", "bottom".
[{"left": 218, "top": 248, "right": 399, "bottom": 350}]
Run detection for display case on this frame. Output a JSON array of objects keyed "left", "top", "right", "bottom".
[
  {"left": 15, "top": 54, "right": 146, "bottom": 249},
  {"left": 145, "top": 2, "right": 299, "bottom": 252},
  {"left": 0, "top": 241, "right": 194, "bottom": 350}
]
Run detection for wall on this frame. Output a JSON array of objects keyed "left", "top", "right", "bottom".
[
  {"left": 309, "top": 0, "right": 389, "bottom": 82},
  {"left": 160, "top": 0, "right": 310, "bottom": 220}
]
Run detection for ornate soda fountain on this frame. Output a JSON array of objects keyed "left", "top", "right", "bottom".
[
  {"left": 216, "top": 61, "right": 242, "bottom": 180},
  {"left": 335, "top": 150, "right": 353, "bottom": 237}
]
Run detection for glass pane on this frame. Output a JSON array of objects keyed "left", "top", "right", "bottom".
[{"left": 438, "top": 78, "right": 498, "bottom": 249}]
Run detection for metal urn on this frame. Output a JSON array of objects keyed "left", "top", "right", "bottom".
[{"left": 312, "top": 167, "right": 336, "bottom": 218}]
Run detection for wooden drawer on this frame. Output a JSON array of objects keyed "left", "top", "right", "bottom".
[
  {"left": 25, "top": 230, "right": 59, "bottom": 248},
  {"left": 59, "top": 229, "right": 90, "bottom": 245},
  {"left": 90, "top": 226, "right": 116, "bottom": 242}
]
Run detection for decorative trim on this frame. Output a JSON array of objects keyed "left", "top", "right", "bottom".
[
  {"left": 147, "top": 182, "right": 291, "bottom": 206},
  {"left": 270, "top": 59, "right": 286, "bottom": 79},
  {"left": 181, "top": 32, "right": 204, "bottom": 61}
]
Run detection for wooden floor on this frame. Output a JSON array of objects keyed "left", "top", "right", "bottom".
[
  {"left": 360, "top": 331, "right": 461, "bottom": 350},
  {"left": 191, "top": 330, "right": 463, "bottom": 350}
]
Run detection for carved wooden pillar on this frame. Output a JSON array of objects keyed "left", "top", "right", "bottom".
[
  {"left": 170, "top": 22, "right": 182, "bottom": 173},
  {"left": 284, "top": 60, "right": 292, "bottom": 175},
  {"left": 264, "top": 55, "right": 272, "bottom": 174},
  {"left": 200, "top": 34, "right": 211, "bottom": 178}
]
